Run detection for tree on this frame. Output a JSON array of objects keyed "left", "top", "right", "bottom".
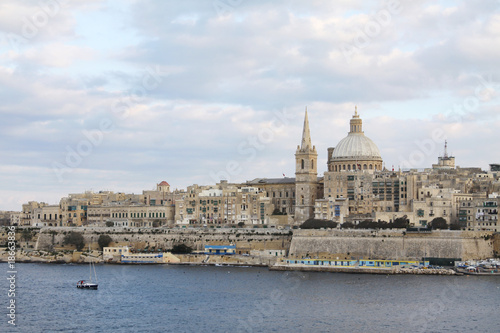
[
  {"left": 300, "top": 219, "right": 338, "bottom": 229},
  {"left": 152, "top": 220, "right": 161, "bottom": 228},
  {"left": 429, "top": 217, "right": 448, "bottom": 230},
  {"left": 449, "top": 223, "right": 461, "bottom": 230},
  {"left": 63, "top": 232, "right": 85, "bottom": 251},
  {"left": 105, "top": 221, "right": 114, "bottom": 227},
  {"left": 356, "top": 220, "right": 379, "bottom": 229},
  {"left": 341, "top": 222, "right": 355, "bottom": 229},
  {"left": 171, "top": 244, "right": 193, "bottom": 254},
  {"left": 392, "top": 215, "right": 410, "bottom": 229},
  {"left": 98, "top": 235, "right": 113, "bottom": 250},
  {"left": 237, "top": 222, "right": 245, "bottom": 228}
]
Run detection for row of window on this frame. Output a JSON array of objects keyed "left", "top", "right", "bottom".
[
  {"left": 331, "top": 164, "right": 379, "bottom": 172},
  {"left": 111, "top": 212, "right": 166, "bottom": 218}
]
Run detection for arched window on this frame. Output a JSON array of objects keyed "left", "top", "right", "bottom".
[
  {"left": 334, "top": 165, "right": 337, "bottom": 172},
  {"left": 301, "top": 159, "right": 304, "bottom": 169},
  {"left": 301, "top": 195, "right": 304, "bottom": 205},
  {"left": 353, "top": 164, "right": 356, "bottom": 170},
  {"left": 348, "top": 165, "right": 351, "bottom": 170},
  {"left": 363, "top": 164, "right": 367, "bottom": 170},
  {"left": 311, "top": 159, "right": 314, "bottom": 169},
  {"left": 343, "top": 165, "right": 346, "bottom": 170},
  {"left": 369, "top": 164, "right": 373, "bottom": 170}
]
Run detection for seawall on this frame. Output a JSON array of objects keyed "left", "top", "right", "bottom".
[
  {"left": 289, "top": 229, "right": 496, "bottom": 261},
  {"left": 1, "top": 227, "right": 497, "bottom": 262},
  {"left": 31, "top": 227, "right": 292, "bottom": 253}
]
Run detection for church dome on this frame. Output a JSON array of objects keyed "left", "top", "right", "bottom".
[
  {"left": 332, "top": 133, "right": 381, "bottom": 160},
  {"left": 328, "top": 107, "right": 383, "bottom": 172}
]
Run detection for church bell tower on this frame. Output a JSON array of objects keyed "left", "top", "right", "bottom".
[{"left": 295, "top": 109, "right": 318, "bottom": 224}]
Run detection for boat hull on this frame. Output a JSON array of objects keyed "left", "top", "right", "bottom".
[{"left": 77, "top": 281, "right": 98, "bottom": 290}]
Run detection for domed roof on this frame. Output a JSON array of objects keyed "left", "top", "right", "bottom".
[
  {"left": 332, "top": 133, "right": 381, "bottom": 160},
  {"left": 331, "top": 108, "right": 382, "bottom": 161}
]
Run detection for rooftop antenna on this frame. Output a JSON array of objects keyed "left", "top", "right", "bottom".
[{"left": 444, "top": 140, "right": 448, "bottom": 158}]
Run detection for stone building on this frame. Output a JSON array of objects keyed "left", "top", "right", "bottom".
[
  {"left": 32, "top": 205, "right": 61, "bottom": 227},
  {"left": 461, "top": 195, "right": 499, "bottom": 232},
  {"left": 21, "top": 201, "right": 47, "bottom": 226},
  {"left": 314, "top": 197, "right": 349, "bottom": 222},
  {"left": 432, "top": 141, "right": 455, "bottom": 170},
  {"left": 175, "top": 181, "right": 275, "bottom": 226},
  {"left": 245, "top": 177, "right": 296, "bottom": 216}
]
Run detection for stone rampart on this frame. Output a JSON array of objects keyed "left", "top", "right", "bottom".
[
  {"left": 30, "top": 227, "right": 292, "bottom": 252},
  {"left": 289, "top": 229, "right": 494, "bottom": 260},
  {"left": 1, "top": 227, "right": 495, "bottom": 262}
]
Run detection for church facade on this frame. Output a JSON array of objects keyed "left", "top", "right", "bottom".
[{"left": 294, "top": 108, "right": 385, "bottom": 224}]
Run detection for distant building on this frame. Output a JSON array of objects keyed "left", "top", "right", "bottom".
[
  {"left": 490, "top": 164, "right": 500, "bottom": 172},
  {"left": 204, "top": 244, "right": 236, "bottom": 255},
  {"left": 432, "top": 141, "right": 455, "bottom": 169},
  {"left": 174, "top": 181, "right": 274, "bottom": 226},
  {"left": 103, "top": 246, "right": 180, "bottom": 263},
  {"left": 461, "top": 197, "right": 499, "bottom": 232}
]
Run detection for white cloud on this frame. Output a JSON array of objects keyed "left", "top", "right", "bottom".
[{"left": 0, "top": 0, "right": 499, "bottom": 211}]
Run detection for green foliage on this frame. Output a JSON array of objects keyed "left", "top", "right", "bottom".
[
  {"left": 105, "top": 221, "right": 114, "bottom": 227},
  {"left": 392, "top": 215, "right": 410, "bottom": 229},
  {"left": 63, "top": 231, "right": 85, "bottom": 251},
  {"left": 340, "top": 217, "right": 409, "bottom": 230},
  {"left": 152, "top": 220, "right": 161, "bottom": 228},
  {"left": 449, "top": 223, "right": 461, "bottom": 230},
  {"left": 341, "top": 222, "right": 355, "bottom": 229},
  {"left": 97, "top": 234, "right": 113, "bottom": 250},
  {"left": 171, "top": 243, "right": 193, "bottom": 254},
  {"left": 300, "top": 219, "right": 338, "bottom": 229},
  {"left": 356, "top": 220, "right": 380, "bottom": 229},
  {"left": 237, "top": 222, "right": 245, "bottom": 227},
  {"left": 429, "top": 217, "right": 448, "bottom": 230}
]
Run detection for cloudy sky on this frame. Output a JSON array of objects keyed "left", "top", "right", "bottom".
[{"left": 1, "top": 0, "right": 499, "bottom": 211}]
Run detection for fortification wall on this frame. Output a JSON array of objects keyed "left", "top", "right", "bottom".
[
  {"left": 31, "top": 227, "right": 292, "bottom": 252},
  {"left": 1, "top": 227, "right": 495, "bottom": 261},
  {"left": 289, "top": 229, "right": 494, "bottom": 260}
]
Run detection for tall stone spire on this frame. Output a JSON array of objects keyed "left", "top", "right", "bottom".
[
  {"left": 301, "top": 108, "right": 312, "bottom": 150},
  {"left": 295, "top": 107, "right": 318, "bottom": 224}
]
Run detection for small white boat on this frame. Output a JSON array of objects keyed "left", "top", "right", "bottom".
[
  {"left": 76, "top": 280, "right": 98, "bottom": 290},
  {"left": 77, "top": 247, "right": 98, "bottom": 290}
]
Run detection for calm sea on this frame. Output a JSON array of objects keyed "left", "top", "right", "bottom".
[{"left": 1, "top": 263, "right": 499, "bottom": 333}]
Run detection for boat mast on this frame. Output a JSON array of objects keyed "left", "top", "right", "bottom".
[{"left": 89, "top": 244, "right": 92, "bottom": 282}]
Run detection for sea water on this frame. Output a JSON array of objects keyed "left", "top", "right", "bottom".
[{"left": 1, "top": 263, "right": 499, "bottom": 332}]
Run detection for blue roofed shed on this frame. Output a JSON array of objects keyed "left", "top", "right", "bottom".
[{"left": 205, "top": 245, "right": 236, "bottom": 255}]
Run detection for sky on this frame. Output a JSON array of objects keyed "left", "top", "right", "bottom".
[{"left": 0, "top": 0, "right": 499, "bottom": 211}]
